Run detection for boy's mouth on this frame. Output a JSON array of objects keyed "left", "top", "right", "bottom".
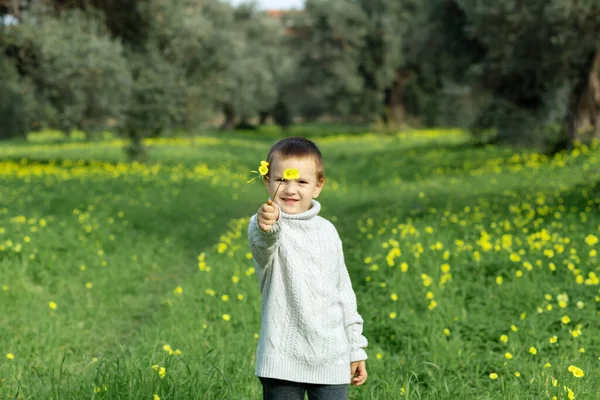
[{"left": 282, "top": 198, "right": 299, "bottom": 204}]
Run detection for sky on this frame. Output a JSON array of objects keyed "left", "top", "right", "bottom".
[{"left": 226, "top": 0, "right": 304, "bottom": 10}]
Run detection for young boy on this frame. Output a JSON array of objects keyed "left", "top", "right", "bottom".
[{"left": 248, "top": 137, "right": 368, "bottom": 400}]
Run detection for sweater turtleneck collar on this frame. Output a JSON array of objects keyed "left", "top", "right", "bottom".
[{"left": 278, "top": 199, "right": 321, "bottom": 221}]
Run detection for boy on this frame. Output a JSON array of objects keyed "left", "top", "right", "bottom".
[{"left": 248, "top": 137, "right": 368, "bottom": 400}]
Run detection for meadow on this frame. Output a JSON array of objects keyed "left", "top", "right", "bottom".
[{"left": 1, "top": 128, "right": 599, "bottom": 399}]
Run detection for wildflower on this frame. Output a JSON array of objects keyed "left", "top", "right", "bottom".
[
  {"left": 389, "top": 312, "right": 397, "bottom": 319},
  {"left": 568, "top": 365, "right": 584, "bottom": 378},
  {"left": 391, "top": 293, "right": 398, "bottom": 301},
  {"left": 158, "top": 367, "right": 166, "bottom": 378},
  {"left": 500, "top": 335, "right": 508, "bottom": 343},
  {"left": 443, "top": 328, "right": 450, "bottom": 336},
  {"left": 529, "top": 346, "right": 537, "bottom": 355},
  {"left": 6, "top": 353, "right": 14, "bottom": 360},
  {"left": 549, "top": 336, "right": 558, "bottom": 344},
  {"left": 561, "top": 315, "right": 571, "bottom": 324},
  {"left": 163, "top": 344, "right": 173, "bottom": 354},
  {"left": 247, "top": 161, "right": 269, "bottom": 183},
  {"left": 173, "top": 286, "right": 183, "bottom": 295},
  {"left": 222, "top": 314, "right": 231, "bottom": 321},
  {"left": 49, "top": 301, "right": 57, "bottom": 310},
  {"left": 283, "top": 168, "right": 300, "bottom": 180},
  {"left": 514, "top": 371, "right": 520, "bottom": 377},
  {"left": 505, "top": 352, "right": 512, "bottom": 359},
  {"left": 489, "top": 372, "right": 498, "bottom": 379},
  {"left": 585, "top": 234, "right": 598, "bottom": 246},
  {"left": 154, "top": 395, "right": 160, "bottom": 400}
]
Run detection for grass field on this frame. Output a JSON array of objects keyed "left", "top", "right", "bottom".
[{"left": 1, "top": 128, "right": 599, "bottom": 399}]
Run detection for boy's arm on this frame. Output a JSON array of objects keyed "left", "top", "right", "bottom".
[
  {"left": 247, "top": 204, "right": 281, "bottom": 267},
  {"left": 336, "top": 237, "right": 368, "bottom": 362}
]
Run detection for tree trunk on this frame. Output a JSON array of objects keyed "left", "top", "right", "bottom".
[
  {"left": 385, "top": 68, "right": 410, "bottom": 127},
  {"left": 574, "top": 51, "right": 600, "bottom": 141},
  {"left": 258, "top": 111, "right": 269, "bottom": 125},
  {"left": 125, "top": 129, "right": 146, "bottom": 162},
  {"left": 552, "top": 50, "right": 599, "bottom": 154},
  {"left": 220, "top": 104, "right": 236, "bottom": 131}
]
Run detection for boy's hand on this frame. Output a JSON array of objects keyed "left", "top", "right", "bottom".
[
  {"left": 350, "top": 360, "right": 367, "bottom": 386},
  {"left": 257, "top": 203, "right": 279, "bottom": 232}
]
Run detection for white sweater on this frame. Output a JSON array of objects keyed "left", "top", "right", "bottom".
[{"left": 248, "top": 199, "right": 368, "bottom": 385}]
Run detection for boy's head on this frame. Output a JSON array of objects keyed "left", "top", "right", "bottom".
[{"left": 264, "top": 137, "right": 325, "bottom": 214}]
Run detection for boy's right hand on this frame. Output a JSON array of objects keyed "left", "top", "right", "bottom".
[{"left": 257, "top": 203, "right": 279, "bottom": 232}]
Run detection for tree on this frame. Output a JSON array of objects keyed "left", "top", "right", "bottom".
[
  {"left": 3, "top": 6, "right": 131, "bottom": 136},
  {"left": 454, "top": 0, "right": 600, "bottom": 149}
]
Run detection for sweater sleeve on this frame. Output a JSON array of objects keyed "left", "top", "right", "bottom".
[
  {"left": 336, "top": 236, "right": 368, "bottom": 362},
  {"left": 247, "top": 209, "right": 282, "bottom": 269}
]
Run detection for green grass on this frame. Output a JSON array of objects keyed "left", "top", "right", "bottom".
[{"left": 1, "top": 128, "right": 599, "bottom": 399}]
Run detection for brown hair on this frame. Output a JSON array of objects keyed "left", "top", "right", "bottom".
[{"left": 265, "top": 136, "right": 325, "bottom": 181}]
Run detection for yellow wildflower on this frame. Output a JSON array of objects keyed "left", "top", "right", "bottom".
[
  {"left": 568, "top": 365, "right": 584, "bottom": 378},
  {"left": 283, "top": 168, "right": 300, "bottom": 180}
]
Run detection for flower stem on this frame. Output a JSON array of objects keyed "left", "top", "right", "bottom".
[{"left": 267, "top": 180, "right": 284, "bottom": 205}]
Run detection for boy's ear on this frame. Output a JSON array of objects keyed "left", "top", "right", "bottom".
[{"left": 313, "top": 177, "right": 325, "bottom": 198}]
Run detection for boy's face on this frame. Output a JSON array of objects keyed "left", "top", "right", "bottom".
[{"left": 264, "top": 154, "right": 324, "bottom": 214}]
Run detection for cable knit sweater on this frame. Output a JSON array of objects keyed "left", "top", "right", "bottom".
[{"left": 247, "top": 199, "right": 368, "bottom": 385}]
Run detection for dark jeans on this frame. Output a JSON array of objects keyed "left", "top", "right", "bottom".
[{"left": 259, "top": 377, "right": 348, "bottom": 400}]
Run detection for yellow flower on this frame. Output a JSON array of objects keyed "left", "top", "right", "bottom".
[
  {"left": 443, "top": 328, "right": 450, "bottom": 336},
  {"left": 389, "top": 312, "right": 397, "bottom": 319},
  {"left": 154, "top": 395, "right": 161, "bottom": 400},
  {"left": 514, "top": 371, "right": 520, "bottom": 377},
  {"left": 158, "top": 367, "right": 166, "bottom": 378},
  {"left": 567, "top": 388, "right": 574, "bottom": 400},
  {"left": 283, "top": 168, "right": 300, "bottom": 180},
  {"left": 529, "top": 346, "right": 537, "bottom": 355},
  {"left": 500, "top": 335, "right": 508, "bottom": 343},
  {"left": 585, "top": 234, "right": 598, "bottom": 246},
  {"left": 568, "top": 365, "right": 584, "bottom": 377},
  {"left": 561, "top": 315, "right": 571, "bottom": 324},
  {"left": 163, "top": 344, "right": 173, "bottom": 354},
  {"left": 258, "top": 165, "right": 269, "bottom": 176},
  {"left": 549, "top": 336, "right": 558, "bottom": 344},
  {"left": 489, "top": 372, "right": 498, "bottom": 380},
  {"left": 6, "top": 353, "right": 15, "bottom": 360},
  {"left": 505, "top": 352, "right": 512, "bottom": 359},
  {"left": 222, "top": 314, "right": 231, "bottom": 321},
  {"left": 49, "top": 301, "right": 57, "bottom": 310},
  {"left": 391, "top": 293, "right": 398, "bottom": 301},
  {"left": 173, "top": 286, "right": 183, "bottom": 295}
]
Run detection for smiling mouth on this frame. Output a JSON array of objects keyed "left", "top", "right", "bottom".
[{"left": 282, "top": 198, "right": 299, "bottom": 203}]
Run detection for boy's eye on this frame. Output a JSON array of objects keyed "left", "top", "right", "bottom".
[{"left": 299, "top": 181, "right": 308, "bottom": 184}]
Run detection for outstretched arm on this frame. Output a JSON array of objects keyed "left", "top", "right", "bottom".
[{"left": 248, "top": 202, "right": 281, "bottom": 267}]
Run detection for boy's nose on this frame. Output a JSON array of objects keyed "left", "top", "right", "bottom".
[{"left": 283, "top": 182, "right": 296, "bottom": 193}]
